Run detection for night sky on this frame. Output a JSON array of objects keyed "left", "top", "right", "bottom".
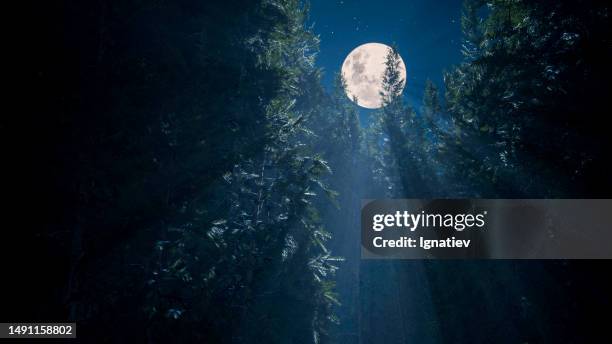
[{"left": 309, "top": 0, "right": 464, "bottom": 113}]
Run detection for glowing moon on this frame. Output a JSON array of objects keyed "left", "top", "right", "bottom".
[{"left": 341, "top": 42, "right": 407, "bottom": 109}]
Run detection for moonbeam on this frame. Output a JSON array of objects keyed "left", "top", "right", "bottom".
[{"left": 372, "top": 236, "right": 471, "bottom": 250}]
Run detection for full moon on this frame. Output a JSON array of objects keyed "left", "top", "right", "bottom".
[{"left": 341, "top": 42, "right": 407, "bottom": 109}]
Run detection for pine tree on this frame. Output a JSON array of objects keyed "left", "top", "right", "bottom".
[
  {"left": 33, "top": 0, "right": 344, "bottom": 342},
  {"left": 368, "top": 45, "right": 426, "bottom": 197},
  {"left": 444, "top": 0, "right": 612, "bottom": 197}
]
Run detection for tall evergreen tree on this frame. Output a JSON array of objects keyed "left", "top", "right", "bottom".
[
  {"left": 367, "top": 46, "right": 425, "bottom": 197},
  {"left": 22, "top": 1, "right": 344, "bottom": 342},
  {"left": 444, "top": 0, "right": 612, "bottom": 197}
]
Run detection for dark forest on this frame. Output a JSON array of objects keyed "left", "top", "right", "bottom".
[{"left": 5, "top": 0, "right": 612, "bottom": 343}]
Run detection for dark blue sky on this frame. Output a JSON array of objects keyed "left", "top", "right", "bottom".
[{"left": 308, "top": 0, "right": 464, "bottom": 112}]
